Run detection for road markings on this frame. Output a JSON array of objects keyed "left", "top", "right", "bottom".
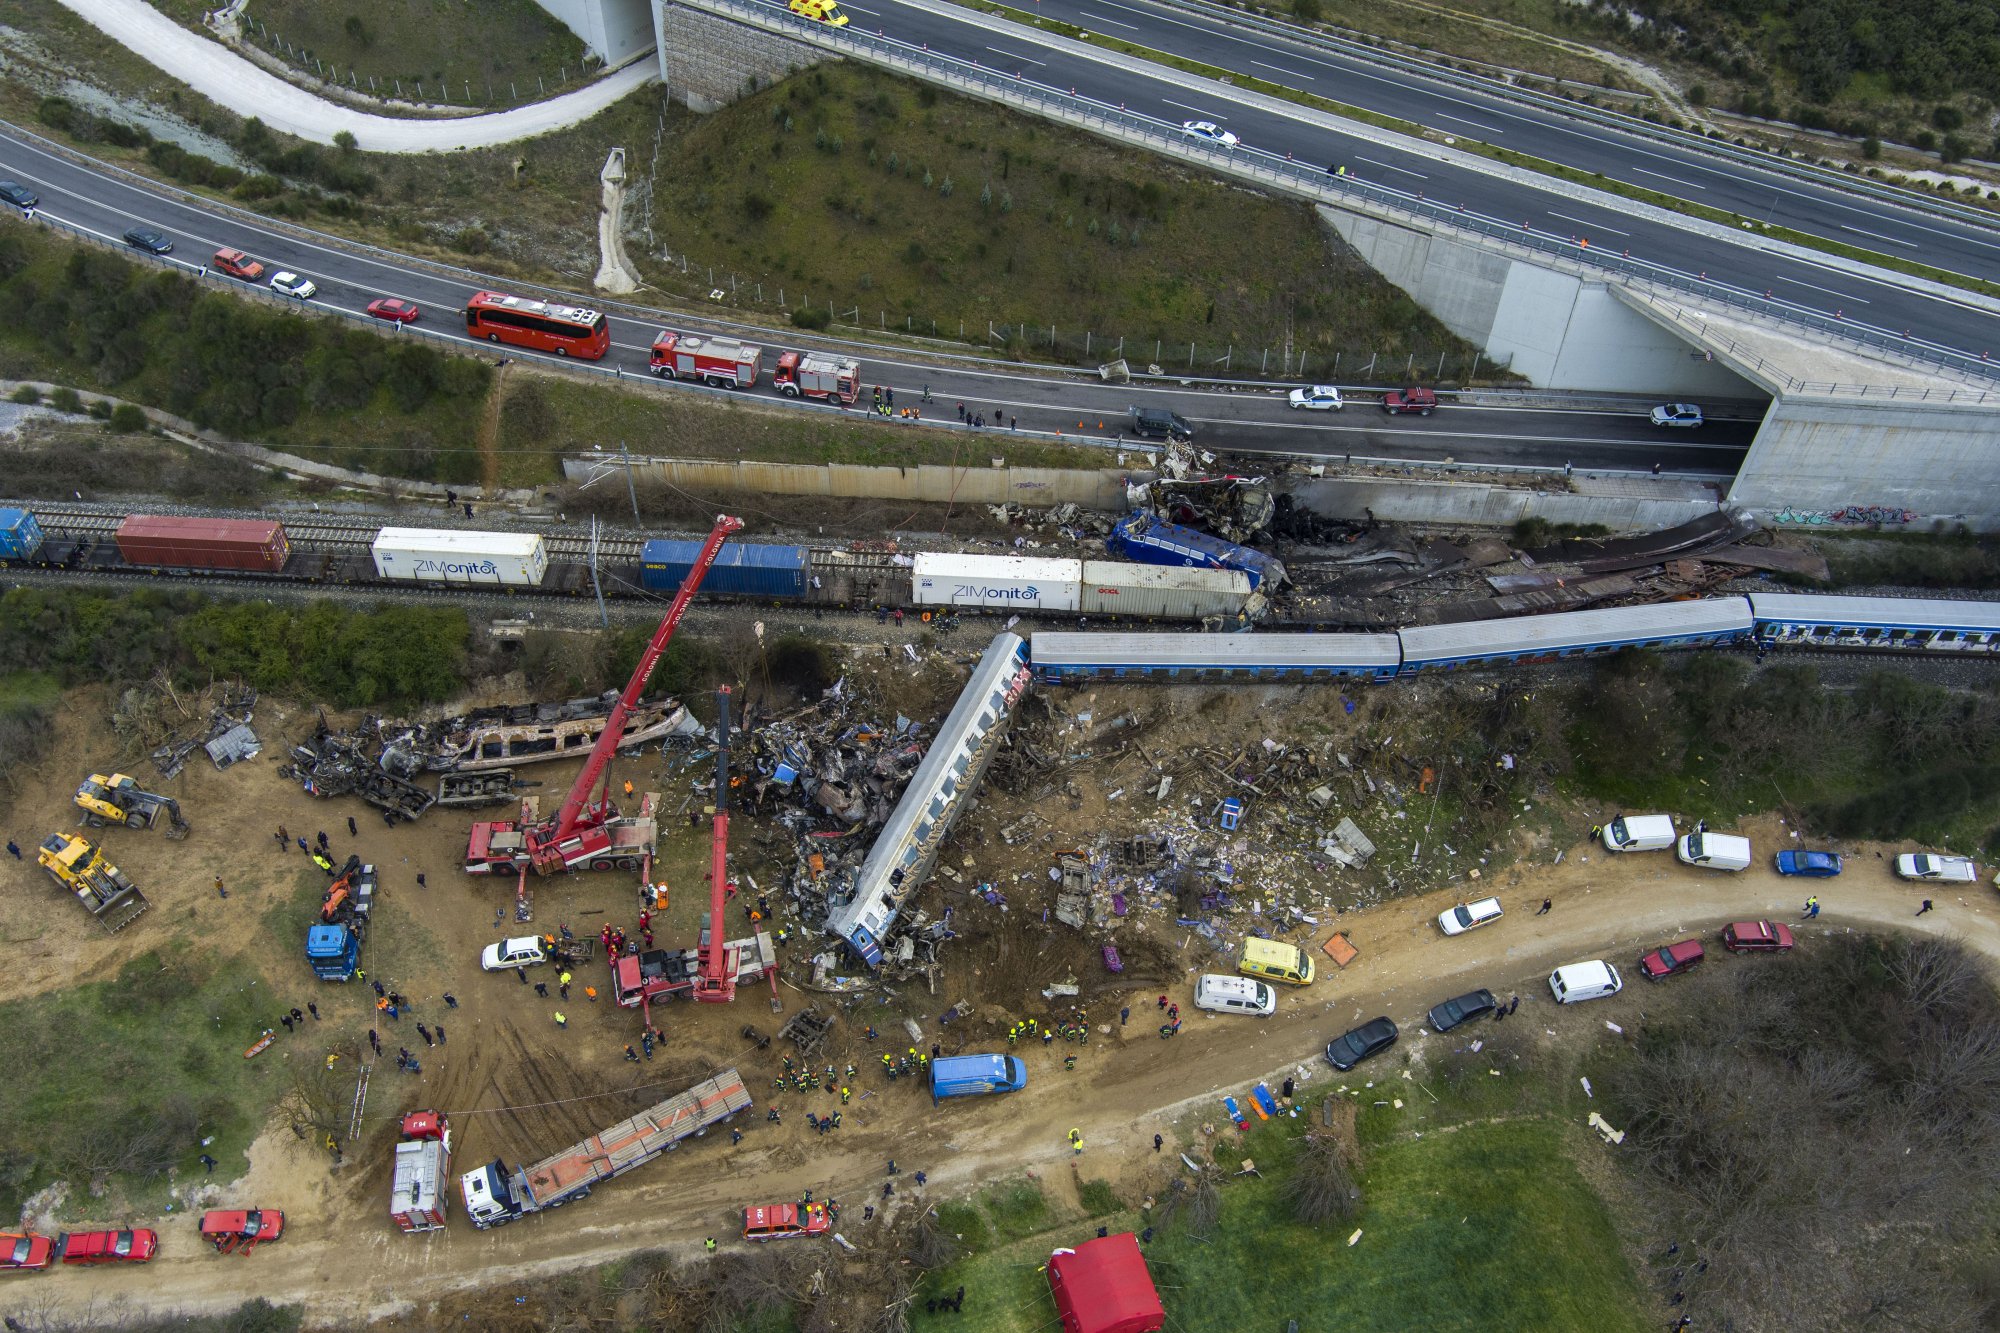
[
  {"left": 1163, "top": 98, "right": 1223, "bottom": 117},
  {"left": 1356, "top": 155, "right": 1428, "bottom": 180},
  {"left": 1435, "top": 112, "right": 1503, "bottom": 136},
  {"left": 1076, "top": 10, "right": 1140, "bottom": 29},
  {"left": 1250, "top": 59, "right": 1315, "bottom": 81},
  {"left": 1546, "top": 212, "right": 1630, "bottom": 237},
  {"left": 1839, "top": 223, "right": 1918, "bottom": 249},
  {"left": 1630, "top": 166, "right": 1705, "bottom": 191},
  {"left": 987, "top": 47, "right": 1046, "bottom": 66},
  {"left": 1775, "top": 274, "right": 1870, "bottom": 303}
]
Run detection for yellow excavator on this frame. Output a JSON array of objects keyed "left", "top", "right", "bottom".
[
  {"left": 37, "top": 833, "right": 150, "bottom": 932},
  {"left": 74, "top": 773, "right": 189, "bottom": 838}
]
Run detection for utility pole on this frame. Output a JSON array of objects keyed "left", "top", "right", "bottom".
[
  {"left": 619, "top": 440, "right": 642, "bottom": 528},
  {"left": 588, "top": 516, "right": 609, "bottom": 629}
]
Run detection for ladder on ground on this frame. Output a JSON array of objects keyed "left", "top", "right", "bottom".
[{"left": 348, "top": 1063, "right": 372, "bottom": 1142}]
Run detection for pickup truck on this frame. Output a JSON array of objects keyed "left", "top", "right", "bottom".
[
  {"left": 211, "top": 248, "right": 266, "bottom": 281},
  {"left": 1895, "top": 853, "right": 1978, "bottom": 883},
  {"left": 1381, "top": 386, "right": 1436, "bottom": 416}
]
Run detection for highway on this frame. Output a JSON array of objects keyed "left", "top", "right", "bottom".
[
  {"left": 839, "top": 0, "right": 2000, "bottom": 361},
  {"left": 0, "top": 121, "right": 1752, "bottom": 476}
]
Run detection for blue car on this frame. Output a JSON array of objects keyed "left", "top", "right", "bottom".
[{"left": 1774, "top": 849, "right": 1842, "bottom": 877}]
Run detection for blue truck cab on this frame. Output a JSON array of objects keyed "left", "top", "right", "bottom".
[
  {"left": 306, "top": 862, "right": 375, "bottom": 981},
  {"left": 929, "top": 1054, "right": 1028, "bottom": 1103},
  {"left": 306, "top": 924, "right": 360, "bottom": 981}
]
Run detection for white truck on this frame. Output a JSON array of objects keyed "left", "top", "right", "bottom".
[{"left": 1895, "top": 852, "right": 1978, "bottom": 883}]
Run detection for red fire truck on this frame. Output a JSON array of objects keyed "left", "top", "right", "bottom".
[
  {"left": 773, "top": 351, "right": 860, "bottom": 404},
  {"left": 743, "top": 1202, "right": 833, "bottom": 1241},
  {"left": 649, "top": 332, "right": 763, "bottom": 388},
  {"left": 390, "top": 1111, "right": 451, "bottom": 1233}
]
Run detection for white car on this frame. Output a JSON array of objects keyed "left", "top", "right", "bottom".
[
  {"left": 1895, "top": 853, "right": 1978, "bottom": 883},
  {"left": 1287, "top": 385, "right": 1344, "bottom": 411},
  {"left": 269, "top": 271, "right": 317, "bottom": 300},
  {"left": 1649, "top": 403, "right": 1703, "bottom": 428},
  {"left": 1180, "top": 120, "right": 1239, "bottom": 148},
  {"left": 481, "top": 936, "right": 548, "bottom": 971},
  {"left": 1437, "top": 896, "right": 1503, "bottom": 936}
]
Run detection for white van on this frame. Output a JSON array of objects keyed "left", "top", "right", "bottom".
[
  {"left": 1602, "top": 814, "right": 1675, "bottom": 852},
  {"left": 1677, "top": 831, "right": 1751, "bottom": 872},
  {"left": 1193, "top": 974, "right": 1276, "bottom": 1017},
  {"left": 1549, "top": 960, "right": 1623, "bottom": 1004}
]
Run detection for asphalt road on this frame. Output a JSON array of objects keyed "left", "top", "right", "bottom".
[
  {"left": 845, "top": 0, "right": 2000, "bottom": 363},
  {"left": 0, "top": 123, "right": 1750, "bottom": 475}
]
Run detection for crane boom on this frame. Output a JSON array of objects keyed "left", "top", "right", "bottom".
[
  {"left": 551, "top": 515, "right": 744, "bottom": 841},
  {"left": 693, "top": 684, "right": 737, "bottom": 1002}
]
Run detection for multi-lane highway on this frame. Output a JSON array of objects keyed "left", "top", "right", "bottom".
[
  {"left": 0, "top": 121, "right": 1753, "bottom": 475},
  {"left": 830, "top": 0, "right": 2000, "bottom": 361}
]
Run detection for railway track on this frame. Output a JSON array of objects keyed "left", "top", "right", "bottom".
[{"left": 26, "top": 506, "right": 647, "bottom": 563}]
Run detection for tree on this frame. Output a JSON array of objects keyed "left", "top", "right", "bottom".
[{"left": 1282, "top": 1130, "right": 1363, "bottom": 1223}]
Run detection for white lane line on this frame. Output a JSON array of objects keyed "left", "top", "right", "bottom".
[
  {"left": 1840, "top": 223, "right": 1918, "bottom": 249},
  {"left": 1163, "top": 98, "right": 1223, "bottom": 117},
  {"left": 1775, "top": 274, "right": 1870, "bottom": 303},
  {"left": 1250, "top": 59, "right": 1314, "bottom": 81},
  {"left": 1546, "top": 212, "right": 1630, "bottom": 237},
  {"left": 986, "top": 47, "right": 1045, "bottom": 66},
  {"left": 1356, "top": 155, "right": 1428, "bottom": 180},
  {"left": 1630, "top": 166, "right": 1705, "bottom": 191},
  {"left": 1435, "top": 112, "right": 1503, "bottom": 135},
  {"left": 1077, "top": 10, "right": 1140, "bottom": 29}
]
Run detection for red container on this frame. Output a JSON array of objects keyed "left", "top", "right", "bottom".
[{"left": 115, "top": 516, "right": 289, "bottom": 572}]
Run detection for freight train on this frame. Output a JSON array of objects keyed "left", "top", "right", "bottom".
[{"left": 0, "top": 508, "right": 1272, "bottom": 625}]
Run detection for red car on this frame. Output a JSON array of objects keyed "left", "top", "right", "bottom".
[
  {"left": 1721, "top": 921, "right": 1795, "bottom": 954},
  {"left": 1382, "top": 386, "right": 1437, "bottom": 416},
  {"left": 0, "top": 1232, "right": 54, "bottom": 1273},
  {"left": 1638, "top": 938, "right": 1705, "bottom": 980},
  {"left": 366, "top": 297, "right": 421, "bottom": 323},
  {"left": 211, "top": 248, "right": 266, "bottom": 281},
  {"left": 57, "top": 1228, "right": 157, "bottom": 1265},
  {"left": 199, "top": 1209, "right": 285, "bottom": 1255}
]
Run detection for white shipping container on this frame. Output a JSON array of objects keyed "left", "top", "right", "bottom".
[
  {"left": 912, "top": 554, "right": 1080, "bottom": 613},
  {"left": 372, "top": 528, "right": 549, "bottom": 587},
  {"left": 1080, "top": 561, "right": 1252, "bottom": 620}
]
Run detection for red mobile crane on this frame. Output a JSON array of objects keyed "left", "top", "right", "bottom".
[
  {"left": 464, "top": 515, "right": 745, "bottom": 879},
  {"left": 694, "top": 685, "right": 740, "bottom": 1003}
]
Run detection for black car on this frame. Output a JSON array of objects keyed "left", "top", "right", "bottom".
[
  {"left": 1324, "top": 1016, "right": 1398, "bottom": 1071},
  {"left": 121, "top": 226, "right": 173, "bottom": 254},
  {"left": 0, "top": 180, "right": 38, "bottom": 211},
  {"left": 1426, "top": 988, "right": 1497, "bottom": 1033}
]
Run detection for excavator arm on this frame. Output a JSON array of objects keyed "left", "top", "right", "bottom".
[{"left": 693, "top": 686, "right": 736, "bottom": 1003}]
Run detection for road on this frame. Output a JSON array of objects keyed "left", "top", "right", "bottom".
[
  {"left": 836, "top": 0, "right": 2000, "bottom": 364},
  {"left": 0, "top": 124, "right": 1754, "bottom": 478},
  {"left": 53, "top": 0, "right": 657, "bottom": 152},
  {"left": 16, "top": 811, "right": 1993, "bottom": 1324}
]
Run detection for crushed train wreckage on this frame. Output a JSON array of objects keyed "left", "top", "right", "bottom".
[{"left": 278, "top": 693, "right": 699, "bottom": 823}]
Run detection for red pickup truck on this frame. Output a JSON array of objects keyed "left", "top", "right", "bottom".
[
  {"left": 211, "top": 248, "right": 266, "bottom": 281},
  {"left": 1381, "top": 386, "right": 1437, "bottom": 416}
]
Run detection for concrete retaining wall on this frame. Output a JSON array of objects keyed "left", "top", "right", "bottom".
[
  {"left": 654, "top": 0, "right": 823, "bottom": 111},
  {"left": 566, "top": 452, "right": 1132, "bottom": 508},
  {"left": 1287, "top": 474, "right": 1722, "bottom": 531},
  {"left": 1729, "top": 395, "right": 2000, "bottom": 528}
]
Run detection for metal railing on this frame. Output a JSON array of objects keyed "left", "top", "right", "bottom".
[{"left": 689, "top": 0, "right": 2000, "bottom": 390}]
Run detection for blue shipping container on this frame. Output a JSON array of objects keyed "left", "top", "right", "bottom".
[
  {"left": 639, "top": 539, "right": 808, "bottom": 599},
  {"left": 0, "top": 508, "right": 44, "bottom": 561},
  {"left": 1107, "top": 514, "right": 1282, "bottom": 589}
]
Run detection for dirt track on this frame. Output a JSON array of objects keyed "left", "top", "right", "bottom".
[{"left": 13, "top": 734, "right": 1995, "bottom": 1333}]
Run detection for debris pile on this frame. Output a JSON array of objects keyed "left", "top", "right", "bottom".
[
  {"left": 281, "top": 715, "right": 437, "bottom": 824},
  {"left": 111, "top": 677, "right": 260, "bottom": 780},
  {"left": 746, "top": 683, "right": 929, "bottom": 831}
]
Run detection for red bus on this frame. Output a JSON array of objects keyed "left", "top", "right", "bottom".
[{"left": 463, "top": 291, "right": 611, "bottom": 360}]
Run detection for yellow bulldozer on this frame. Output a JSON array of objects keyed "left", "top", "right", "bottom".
[
  {"left": 37, "top": 833, "right": 150, "bottom": 932},
  {"left": 74, "top": 773, "right": 189, "bottom": 838}
]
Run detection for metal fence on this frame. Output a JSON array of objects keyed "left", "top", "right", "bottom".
[
  {"left": 235, "top": 14, "right": 598, "bottom": 109},
  {"left": 686, "top": 0, "right": 2000, "bottom": 394}
]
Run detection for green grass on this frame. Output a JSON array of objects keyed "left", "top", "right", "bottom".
[
  {"left": 0, "top": 670, "right": 60, "bottom": 712},
  {"left": 907, "top": 1111, "right": 1648, "bottom": 1333},
  {"left": 498, "top": 373, "right": 1116, "bottom": 488},
  {"left": 0, "top": 939, "right": 290, "bottom": 1218},
  {"left": 146, "top": 0, "right": 587, "bottom": 111}
]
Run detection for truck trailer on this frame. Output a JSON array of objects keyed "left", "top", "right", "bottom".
[
  {"left": 306, "top": 859, "right": 376, "bottom": 981},
  {"left": 649, "top": 332, "right": 762, "bottom": 387},
  {"left": 459, "top": 1070, "right": 750, "bottom": 1228},
  {"left": 772, "top": 351, "right": 860, "bottom": 404}
]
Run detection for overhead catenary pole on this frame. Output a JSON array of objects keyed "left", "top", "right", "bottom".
[
  {"left": 588, "top": 516, "right": 609, "bottom": 629},
  {"left": 619, "top": 440, "right": 642, "bottom": 527}
]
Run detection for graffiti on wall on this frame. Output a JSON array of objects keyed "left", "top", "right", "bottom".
[{"left": 1771, "top": 506, "right": 1919, "bottom": 526}]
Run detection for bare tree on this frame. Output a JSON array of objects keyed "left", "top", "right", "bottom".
[{"left": 1281, "top": 1131, "right": 1362, "bottom": 1224}]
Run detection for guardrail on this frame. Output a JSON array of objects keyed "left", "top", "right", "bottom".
[
  {"left": 1152, "top": 0, "right": 2000, "bottom": 235},
  {"left": 691, "top": 0, "right": 2000, "bottom": 392}
]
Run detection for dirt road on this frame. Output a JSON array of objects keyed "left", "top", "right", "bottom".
[{"left": 17, "top": 794, "right": 1992, "bottom": 1325}]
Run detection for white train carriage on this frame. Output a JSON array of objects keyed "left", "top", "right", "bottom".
[
  {"left": 1030, "top": 632, "right": 1402, "bottom": 683},
  {"left": 1748, "top": 593, "right": 2000, "bottom": 653},
  {"left": 1396, "top": 598, "right": 1754, "bottom": 674}
]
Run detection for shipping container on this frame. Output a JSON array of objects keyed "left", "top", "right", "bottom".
[
  {"left": 0, "top": 508, "right": 44, "bottom": 561},
  {"left": 912, "top": 554, "right": 1081, "bottom": 613},
  {"left": 639, "top": 540, "right": 809, "bottom": 599},
  {"left": 116, "top": 515, "right": 289, "bottom": 572},
  {"left": 1107, "top": 514, "right": 1284, "bottom": 589},
  {"left": 1079, "top": 561, "right": 1251, "bottom": 620},
  {"left": 372, "top": 528, "right": 548, "bottom": 587}
]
